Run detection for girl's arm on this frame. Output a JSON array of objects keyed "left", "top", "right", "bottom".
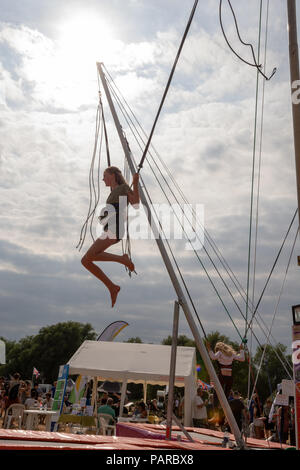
[{"left": 128, "top": 173, "right": 140, "bottom": 207}]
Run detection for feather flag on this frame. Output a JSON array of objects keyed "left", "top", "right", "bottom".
[{"left": 96, "top": 321, "right": 129, "bottom": 341}]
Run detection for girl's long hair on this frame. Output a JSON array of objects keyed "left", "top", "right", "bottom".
[
  {"left": 105, "top": 166, "right": 127, "bottom": 185},
  {"left": 215, "top": 341, "right": 236, "bottom": 357}
]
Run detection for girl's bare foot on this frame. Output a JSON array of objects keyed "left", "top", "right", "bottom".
[
  {"left": 110, "top": 285, "right": 121, "bottom": 308},
  {"left": 123, "top": 254, "right": 135, "bottom": 272}
]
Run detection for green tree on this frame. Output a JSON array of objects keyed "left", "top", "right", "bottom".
[
  {"left": 125, "top": 337, "right": 143, "bottom": 343},
  {"left": 0, "top": 322, "right": 96, "bottom": 383},
  {"left": 252, "top": 343, "right": 292, "bottom": 403}
]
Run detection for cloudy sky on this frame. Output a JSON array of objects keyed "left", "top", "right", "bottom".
[{"left": 1, "top": 0, "right": 299, "bottom": 358}]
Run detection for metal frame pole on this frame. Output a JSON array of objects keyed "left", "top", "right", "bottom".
[
  {"left": 287, "top": 0, "right": 300, "bottom": 449},
  {"left": 287, "top": 0, "right": 300, "bottom": 231},
  {"left": 166, "top": 301, "right": 180, "bottom": 440},
  {"left": 97, "top": 62, "right": 245, "bottom": 449}
]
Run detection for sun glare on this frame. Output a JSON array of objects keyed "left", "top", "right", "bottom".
[
  {"left": 38, "top": 13, "right": 120, "bottom": 108},
  {"left": 58, "top": 13, "right": 114, "bottom": 64}
]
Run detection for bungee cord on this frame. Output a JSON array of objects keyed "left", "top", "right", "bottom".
[
  {"left": 76, "top": 101, "right": 103, "bottom": 251},
  {"left": 219, "top": 0, "right": 276, "bottom": 81},
  {"left": 137, "top": 0, "right": 199, "bottom": 173}
]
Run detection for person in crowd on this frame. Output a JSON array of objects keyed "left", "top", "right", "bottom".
[
  {"left": 277, "top": 404, "right": 290, "bottom": 444},
  {"left": 51, "top": 381, "right": 57, "bottom": 398},
  {"left": 18, "top": 381, "right": 27, "bottom": 404},
  {"left": 133, "top": 401, "right": 148, "bottom": 419},
  {"left": 24, "top": 389, "right": 39, "bottom": 409},
  {"left": 248, "top": 392, "right": 261, "bottom": 424},
  {"left": 0, "top": 388, "right": 7, "bottom": 418},
  {"left": 149, "top": 398, "right": 159, "bottom": 415},
  {"left": 263, "top": 398, "right": 275, "bottom": 438},
  {"left": 192, "top": 387, "right": 208, "bottom": 428},
  {"left": 6, "top": 373, "right": 21, "bottom": 408},
  {"left": 43, "top": 392, "right": 54, "bottom": 410},
  {"left": 98, "top": 397, "right": 116, "bottom": 424},
  {"left": 228, "top": 391, "right": 247, "bottom": 431},
  {"left": 249, "top": 402, "right": 265, "bottom": 439},
  {"left": 31, "top": 383, "right": 40, "bottom": 401}
]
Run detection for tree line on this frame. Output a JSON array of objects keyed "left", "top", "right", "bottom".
[{"left": 0, "top": 322, "right": 292, "bottom": 403}]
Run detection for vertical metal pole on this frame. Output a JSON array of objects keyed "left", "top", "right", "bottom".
[
  {"left": 97, "top": 62, "right": 245, "bottom": 449},
  {"left": 287, "top": 0, "right": 300, "bottom": 449},
  {"left": 166, "top": 301, "right": 180, "bottom": 440},
  {"left": 287, "top": 0, "right": 300, "bottom": 231}
]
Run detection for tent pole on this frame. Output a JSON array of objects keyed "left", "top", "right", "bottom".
[
  {"left": 91, "top": 376, "right": 98, "bottom": 416},
  {"left": 97, "top": 62, "right": 245, "bottom": 449},
  {"left": 119, "top": 379, "right": 127, "bottom": 418},
  {"left": 166, "top": 300, "right": 180, "bottom": 440}
]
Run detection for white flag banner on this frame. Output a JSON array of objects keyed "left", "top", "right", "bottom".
[{"left": 96, "top": 321, "right": 129, "bottom": 341}]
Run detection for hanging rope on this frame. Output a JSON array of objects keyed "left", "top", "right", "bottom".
[
  {"left": 244, "top": 0, "right": 265, "bottom": 345},
  {"left": 137, "top": 0, "right": 198, "bottom": 173},
  {"left": 247, "top": 0, "right": 271, "bottom": 399},
  {"left": 219, "top": 0, "right": 276, "bottom": 80},
  {"left": 76, "top": 94, "right": 110, "bottom": 251}
]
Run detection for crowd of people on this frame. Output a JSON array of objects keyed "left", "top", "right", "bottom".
[
  {"left": 0, "top": 371, "right": 296, "bottom": 447},
  {"left": 0, "top": 373, "right": 55, "bottom": 417},
  {"left": 191, "top": 386, "right": 296, "bottom": 446}
]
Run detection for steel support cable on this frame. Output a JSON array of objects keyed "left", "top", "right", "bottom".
[
  {"left": 137, "top": 0, "right": 199, "bottom": 172},
  {"left": 249, "top": 226, "right": 300, "bottom": 401},
  {"left": 107, "top": 80, "right": 251, "bottom": 343},
  {"left": 219, "top": 0, "right": 276, "bottom": 80},
  {"left": 103, "top": 64, "right": 257, "bottom": 305},
  {"left": 101, "top": 99, "right": 111, "bottom": 167},
  {"left": 102, "top": 74, "right": 207, "bottom": 331},
  {"left": 248, "top": 0, "right": 272, "bottom": 398},
  {"left": 103, "top": 65, "right": 260, "bottom": 315},
  {"left": 245, "top": 208, "right": 298, "bottom": 338},
  {"left": 105, "top": 92, "right": 209, "bottom": 338},
  {"left": 107, "top": 78, "right": 298, "bottom": 377},
  {"left": 247, "top": 0, "right": 265, "bottom": 398},
  {"left": 105, "top": 73, "right": 298, "bottom": 361},
  {"left": 245, "top": 0, "right": 265, "bottom": 343},
  {"left": 107, "top": 77, "right": 297, "bottom": 379},
  {"left": 76, "top": 103, "right": 102, "bottom": 250},
  {"left": 128, "top": 147, "right": 208, "bottom": 339},
  {"left": 107, "top": 71, "right": 296, "bottom": 374}
]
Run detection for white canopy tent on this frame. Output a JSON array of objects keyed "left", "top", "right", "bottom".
[{"left": 67, "top": 340, "right": 197, "bottom": 426}]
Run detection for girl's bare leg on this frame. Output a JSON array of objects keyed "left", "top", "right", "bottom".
[
  {"left": 81, "top": 237, "right": 123, "bottom": 307},
  {"left": 93, "top": 252, "right": 135, "bottom": 272}
]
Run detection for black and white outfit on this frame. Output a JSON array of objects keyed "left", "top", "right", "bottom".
[{"left": 209, "top": 349, "right": 245, "bottom": 399}]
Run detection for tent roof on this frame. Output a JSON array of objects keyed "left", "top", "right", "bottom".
[{"left": 67, "top": 340, "right": 196, "bottom": 386}]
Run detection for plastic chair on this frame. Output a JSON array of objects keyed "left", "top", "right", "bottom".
[
  {"left": 98, "top": 413, "right": 116, "bottom": 436},
  {"left": 3, "top": 404, "right": 25, "bottom": 429}
]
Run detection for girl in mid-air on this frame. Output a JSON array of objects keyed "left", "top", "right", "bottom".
[
  {"left": 81, "top": 166, "right": 140, "bottom": 308},
  {"left": 207, "top": 341, "right": 245, "bottom": 399}
]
